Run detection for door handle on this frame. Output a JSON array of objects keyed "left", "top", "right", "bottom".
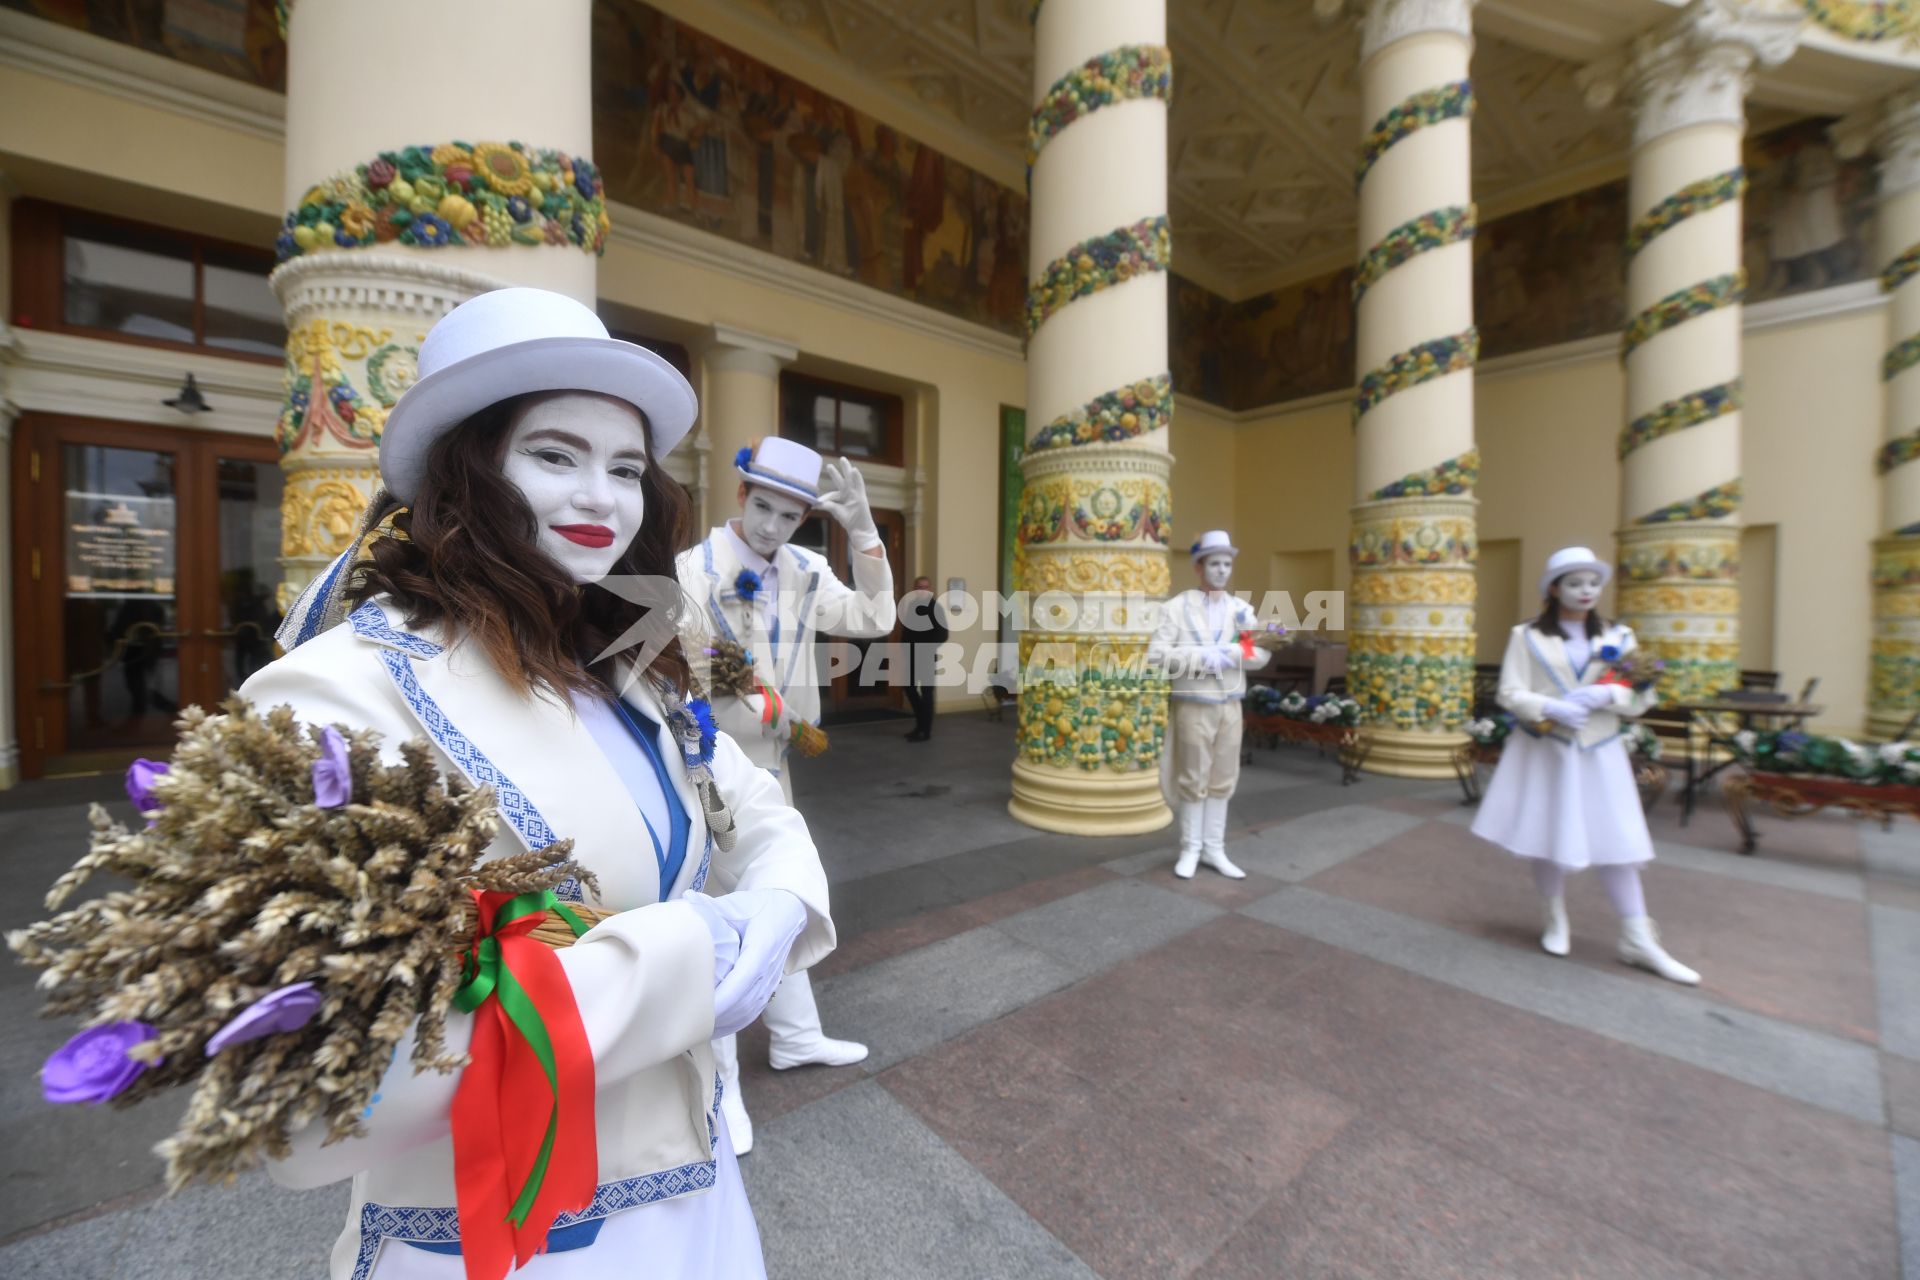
[
  {"left": 39, "top": 621, "right": 186, "bottom": 692},
  {"left": 201, "top": 622, "right": 270, "bottom": 642}
]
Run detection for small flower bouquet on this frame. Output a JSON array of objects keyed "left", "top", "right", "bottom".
[
  {"left": 1595, "top": 644, "right": 1665, "bottom": 691},
  {"left": 1237, "top": 623, "right": 1290, "bottom": 655},
  {"left": 6, "top": 699, "right": 598, "bottom": 1195},
  {"left": 1244, "top": 686, "right": 1360, "bottom": 728},
  {"left": 701, "top": 638, "right": 829, "bottom": 758},
  {"left": 1466, "top": 714, "right": 1513, "bottom": 749},
  {"left": 1626, "top": 722, "right": 1662, "bottom": 762},
  {"left": 1733, "top": 729, "right": 1906, "bottom": 783}
]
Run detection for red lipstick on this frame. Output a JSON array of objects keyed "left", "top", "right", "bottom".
[{"left": 551, "top": 524, "right": 615, "bottom": 549}]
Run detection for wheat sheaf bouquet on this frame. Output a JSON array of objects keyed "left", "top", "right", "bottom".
[
  {"left": 703, "top": 636, "right": 829, "bottom": 758},
  {"left": 6, "top": 697, "right": 605, "bottom": 1198}
]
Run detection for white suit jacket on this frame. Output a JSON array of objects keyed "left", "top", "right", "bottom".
[
  {"left": 1149, "top": 589, "right": 1267, "bottom": 703},
  {"left": 677, "top": 526, "right": 895, "bottom": 768},
  {"left": 1495, "top": 620, "right": 1658, "bottom": 750},
  {"left": 238, "top": 597, "right": 834, "bottom": 1280}
]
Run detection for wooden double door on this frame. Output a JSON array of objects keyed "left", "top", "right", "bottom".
[{"left": 11, "top": 415, "right": 284, "bottom": 778}]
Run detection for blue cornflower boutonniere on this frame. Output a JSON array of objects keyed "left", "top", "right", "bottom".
[
  {"left": 735, "top": 446, "right": 753, "bottom": 469},
  {"left": 1598, "top": 644, "right": 1621, "bottom": 663},
  {"left": 735, "top": 569, "right": 761, "bottom": 602}
]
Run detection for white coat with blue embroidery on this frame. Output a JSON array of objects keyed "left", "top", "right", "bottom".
[
  {"left": 237, "top": 597, "right": 835, "bottom": 1280},
  {"left": 1469, "top": 621, "right": 1660, "bottom": 869}
]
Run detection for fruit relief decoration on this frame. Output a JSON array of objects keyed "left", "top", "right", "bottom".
[{"left": 277, "top": 143, "right": 609, "bottom": 261}]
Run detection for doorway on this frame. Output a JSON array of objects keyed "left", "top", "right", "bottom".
[
  {"left": 11, "top": 415, "right": 284, "bottom": 778},
  {"left": 788, "top": 506, "right": 907, "bottom": 721}
]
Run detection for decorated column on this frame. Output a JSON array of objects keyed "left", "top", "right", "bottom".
[
  {"left": 1581, "top": 0, "right": 1798, "bottom": 703},
  {"left": 701, "top": 325, "right": 797, "bottom": 531},
  {"left": 1343, "top": 0, "right": 1480, "bottom": 779},
  {"left": 1011, "top": 0, "right": 1174, "bottom": 834},
  {"left": 1838, "top": 90, "right": 1920, "bottom": 737},
  {"left": 271, "top": 0, "right": 608, "bottom": 601}
]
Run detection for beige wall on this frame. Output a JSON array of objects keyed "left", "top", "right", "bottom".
[{"left": 1232, "top": 397, "right": 1355, "bottom": 616}]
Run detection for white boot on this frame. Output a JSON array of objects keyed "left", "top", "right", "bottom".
[
  {"left": 765, "top": 970, "right": 868, "bottom": 1070},
  {"left": 1617, "top": 916, "right": 1700, "bottom": 985},
  {"left": 713, "top": 1033, "right": 753, "bottom": 1156},
  {"left": 1200, "top": 796, "right": 1245, "bottom": 879},
  {"left": 1540, "top": 895, "right": 1570, "bottom": 957},
  {"left": 1173, "top": 802, "right": 1203, "bottom": 878}
]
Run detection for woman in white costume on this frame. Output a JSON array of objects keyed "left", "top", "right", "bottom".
[
  {"left": 1471, "top": 546, "right": 1700, "bottom": 985},
  {"left": 244, "top": 287, "right": 834, "bottom": 1278}
]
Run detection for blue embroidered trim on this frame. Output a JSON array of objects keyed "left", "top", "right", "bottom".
[
  {"left": 348, "top": 600, "right": 444, "bottom": 660},
  {"left": 1523, "top": 629, "right": 1575, "bottom": 697},
  {"left": 351, "top": 1157, "right": 720, "bottom": 1280},
  {"left": 292, "top": 551, "right": 353, "bottom": 649}
]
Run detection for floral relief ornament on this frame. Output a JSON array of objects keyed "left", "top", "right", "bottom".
[
  {"left": 1028, "top": 46, "right": 1173, "bottom": 168},
  {"left": 277, "top": 142, "right": 609, "bottom": 262}
]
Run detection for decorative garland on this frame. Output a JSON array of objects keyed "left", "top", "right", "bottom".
[
  {"left": 1028, "top": 46, "right": 1173, "bottom": 168},
  {"left": 1624, "top": 168, "right": 1747, "bottom": 261},
  {"left": 1636, "top": 479, "right": 1743, "bottom": 525},
  {"left": 1024, "top": 216, "right": 1171, "bottom": 337},
  {"left": 1877, "top": 429, "right": 1920, "bottom": 475},
  {"left": 1883, "top": 242, "right": 1920, "bottom": 293},
  {"left": 1352, "top": 205, "right": 1477, "bottom": 305},
  {"left": 1369, "top": 447, "right": 1480, "bottom": 501},
  {"left": 1352, "top": 327, "right": 1479, "bottom": 423},
  {"left": 1621, "top": 270, "right": 1746, "bottom": 360},
  {"left": 1801, "top": 0, "right": 1919, "bottom": 42},
  {"left": 1618, "top": 380, "right": 1742, "bottom": 459},
  {"left": 1355, "top": 81, "right": 1475, "bottom": 191},
  {"left": 1027, "top": 374, "right": 1173, "bottom": 451},
  {"left": 277, "top": 142, "right": 608, "bottom": 263},
  {"left": 1886, "top": 333, "right": 1920, "bottom": 381},
  {"left": 1733, "top": 727, "right": 1920, "bottom": 782}
]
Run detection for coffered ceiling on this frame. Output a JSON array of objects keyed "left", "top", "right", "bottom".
[{"left": 662, "top": 0, "right": 1907, "bottom": 300}]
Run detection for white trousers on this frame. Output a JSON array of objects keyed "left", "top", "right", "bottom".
[{"left": 1173, "top": 700, "right": 1243, "bottom": 803}]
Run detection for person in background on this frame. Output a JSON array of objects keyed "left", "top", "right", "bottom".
[{"left": 901, "top": 574, "right": 948, "bottom": 742}]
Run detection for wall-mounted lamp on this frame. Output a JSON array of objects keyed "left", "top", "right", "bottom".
[{"left": 163, "top": 373, "right": 210, "bottom": 414}]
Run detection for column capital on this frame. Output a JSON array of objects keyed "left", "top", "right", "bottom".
[
  {"left": 703, "top": 324, "right": 798, "bottom": 378},
  {"left": 1834, "top": 85, "right": 1920, "bottom": 200},
  {"left": 1578, "top": 0, "right": 1801, "bottom": 148},
  {"left": 1315, "top": 0, "right": 1475, "bottom": 63}
]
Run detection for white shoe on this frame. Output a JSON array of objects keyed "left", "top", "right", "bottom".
[
  {"left": 1540, "top": 895, "right": 1570, "bottom": 957},
  {"left": 1174, "top": 801, "right": 1203, "bottom": 878},
  {"left": 1618, "top": 916, "right": 1700, "bottom": 985},
  {"left": 1201, "top": 797, "right": 1246, "bottom": 879},
  {"left": 763, "top": 970, "right": 870, "bottom": 1070}
]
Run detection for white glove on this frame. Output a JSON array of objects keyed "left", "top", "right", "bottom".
[
  {"left": 699, "top": 889, "right": 808, "bottom": 1039},
  {"left": 1542, "top": 699, "right": 1590, "bottom": 730},
  {"left": 682, "top": 892, "right": 742, "bottom": 988},
  {"left": 1565, "top": 685, "right": 1616, "bottom": 711},
  {"left": 814, "top": 458, "right": 881, "bottom": 552}
]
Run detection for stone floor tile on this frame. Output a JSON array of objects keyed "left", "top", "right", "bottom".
[
  {"left": 733, "top": 1022, "right": 867, "bottom": 1125},
  {"left": 1896, "top": 1133, "right": 1920, "bottom": 1280},
  {"left": 878, "top": 1021, "right": 1103, "bottom": 1167},
  {"left": 1888, "top": 1052, "right": 1920, "bottom": 1141},
  {"left": 992, "top": 878, "right": 1223, "bottom": 978},
  {"left": 1192, "top": 1119, "right": 1719, "bottom": 1280},
  {"left": 1223, "top": 804, "right": 1426, "bottom": 882},
  {"left": 1872, "top": 903, "right": 1920, "bottom": 1059},
  {"left": 745, "top": 1081, "right": 1098, "bottom": 1280},
  {"left": 82, "top": 1173, "right": 343, "bottom": 1280}
]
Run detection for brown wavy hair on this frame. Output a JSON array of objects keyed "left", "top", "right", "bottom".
[{"left": 349, "top": 392, "right": 694, "bottom": 699}]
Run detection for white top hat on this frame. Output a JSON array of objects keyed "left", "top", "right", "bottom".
[
  {"left": 379, "top": 287, "right": 698, "bottom": 505},
  {"left": 735, "top": 436, "right": 823, "bottom": 506},
  {"left": 1538, "top": 545, "right": 1612, "bottom": 597},
  {"left": 1189, "top": 529, "right": 1238, "bottom": 560}
]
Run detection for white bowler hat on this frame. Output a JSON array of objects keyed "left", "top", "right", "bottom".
[
  {"left": 1189, "top": 529, "right": 1238, "bottom": 560},
  {"left": 379, "top": 287, "right": 698, "bottom": 505},
  {"left": 735, "top": 436, "right": 823, "bottom": 506},
  {"left": 1538, "top": 545, "right": 1612, "bottom": 597}
]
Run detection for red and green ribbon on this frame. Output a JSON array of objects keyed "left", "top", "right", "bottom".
[{"left": 451, "top": 888, "right": 596, "bottom": 1280}]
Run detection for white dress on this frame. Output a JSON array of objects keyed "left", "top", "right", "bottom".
[{"left": 1470, "top": 621, "right": 1656, "bottom": 870}]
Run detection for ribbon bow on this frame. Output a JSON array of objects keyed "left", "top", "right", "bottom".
[{"left": 450, "top": 889, "right": 597, "bottom": 1280}]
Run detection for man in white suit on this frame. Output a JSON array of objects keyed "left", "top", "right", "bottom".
[{"left": 678, "top": 435, "right": 896, "bottom": 1153}]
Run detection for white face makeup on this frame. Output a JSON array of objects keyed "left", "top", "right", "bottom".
[
  {"left": 500, "top": 393, "right": 650, "bottom": 584},
  {"left": 737, "top": 484, "right": 810, "bottom": 558},
  {"left": 1198, "top": 553, "right": 1235, "bottom": 592},
  {"left": 1553, "top": 568, "right": 1604, "bottom": 614}
]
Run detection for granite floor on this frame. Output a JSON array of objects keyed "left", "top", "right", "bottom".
[{"left": 2, "top": 711, "right": 1917, "bottom": 1279}]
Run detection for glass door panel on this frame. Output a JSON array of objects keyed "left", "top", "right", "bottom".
[
  {"left": 59, "top": 443, "right": 182, "bottom": 751},
  {"left": 213, "top": 455, "right": 285, "bottom": 690}
]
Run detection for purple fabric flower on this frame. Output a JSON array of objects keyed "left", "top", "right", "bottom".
[
  {"left": 125, "top": 759, "right": 168, "bottom": 815},
  {"left": 311, "top": 727, "right": 352, "bottom": 808},
  {"left": 43, "top": 1022, "right": 157, "bottom": 1104},
  {"left": 734, "top": 569, "right": 761, "bottom": 602},
  {"left": 205, "top": 983, "right": 323, "bottom": 1056}
]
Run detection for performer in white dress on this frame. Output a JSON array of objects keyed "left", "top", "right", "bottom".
[
  {"left": 1471, "top": 545, "right": 1701, "bottom": 984},
  {"left": 677, "top": 436, "right": 894, "bottom": 1154},
  {"left": 249, "top": 287, "right": 835, "bottom": 1278},
  {"left": 1148, "top": 530, "right": 1270, "bottom": 879}
]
